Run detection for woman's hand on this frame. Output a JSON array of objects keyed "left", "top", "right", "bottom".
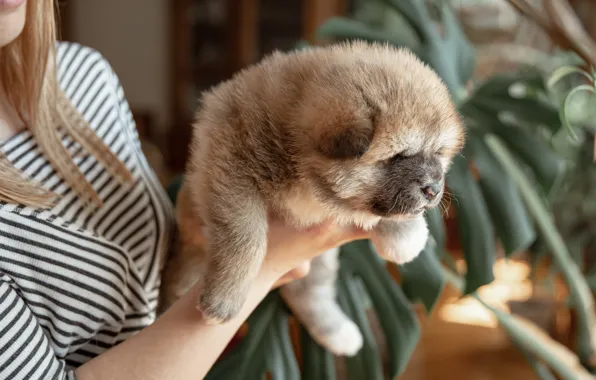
[{"left": 266, "top": 216, "right": 369, "bottom": 288}]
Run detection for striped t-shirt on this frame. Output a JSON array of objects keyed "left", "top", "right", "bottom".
[{"left": 0, "top": 42, "right": 175, "bottom": 379}]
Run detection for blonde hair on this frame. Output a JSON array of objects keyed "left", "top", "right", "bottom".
[{"left": 0, "top": 0, "right": 132, "bottom": 208}]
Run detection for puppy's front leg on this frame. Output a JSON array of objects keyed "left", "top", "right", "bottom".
[
  {"left": 198, "top": 182, "right": 268, "bottom": 324},
  {"left": 370, "top": 216, "right": 428, "bottom": 264}
]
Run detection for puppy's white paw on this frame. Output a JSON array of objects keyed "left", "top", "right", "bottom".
[
  {"left": 313, "top": 320, "right": 363, "bottom": 357},
  {"left": 384, "top": 228, "right": 428, "bottom": 264},
  {"left": 371, "top": 217, "right": 429, "bottom": 264}
]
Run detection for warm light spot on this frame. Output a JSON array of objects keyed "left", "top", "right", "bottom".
[
  {"left": 477, "top": 281, "right": 533, "bottom": 304},
  {"left": 439, "top": 258, "right": 532, "bottom": 328},
  {"left": 440, "top": 300, "right": 499, "bottom": 328},
  {"left": 493, "top": 259, "right": 531, "bottom": 282}
]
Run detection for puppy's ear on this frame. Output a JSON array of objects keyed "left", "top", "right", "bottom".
[{"left": 317, "top": 120, "right": 374, "bottom": 160}]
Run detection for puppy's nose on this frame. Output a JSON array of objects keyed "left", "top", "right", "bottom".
[{"left": 421, "top": 183, "right": 441, "bottom": 201}]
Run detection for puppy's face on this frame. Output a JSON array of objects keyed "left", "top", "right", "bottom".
[{"left": 298, "top": 45, "right": 464, "bottom": 219}]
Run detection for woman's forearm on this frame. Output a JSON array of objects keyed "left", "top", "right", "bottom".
[{"left": 75, "top": 275, "right": 276, "bottom": 380}]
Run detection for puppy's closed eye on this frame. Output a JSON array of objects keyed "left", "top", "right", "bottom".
[
  {"left": 382, "top": 152, "right": 407, "bottom": 165},
  {"left": 317, "top": 119, "right": 375, "bottom": 160}
]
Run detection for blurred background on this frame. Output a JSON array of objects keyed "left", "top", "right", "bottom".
[
  {"left": 58, "top": 0, "right": 355, "bottom": 185},
  {"left": 57, "top": 1, "right": 596, "bottom": 379},
  {"left": 55, "top": 0, "right": 596, "bottom": 179}
]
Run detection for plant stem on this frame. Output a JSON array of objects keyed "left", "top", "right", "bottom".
[{"left": 486, "top": 135, "right": 596, "bottom": 362}]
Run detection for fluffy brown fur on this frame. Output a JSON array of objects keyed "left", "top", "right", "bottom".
[{"left": 160, "top": 41, "right": 464, "bottom": 332}]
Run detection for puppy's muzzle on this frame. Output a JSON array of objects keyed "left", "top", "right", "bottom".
[{"left": 421, "top": 182, "right": 441, "bottom": 201}]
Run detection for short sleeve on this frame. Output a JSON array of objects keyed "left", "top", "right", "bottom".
[
  {"left": 56, "top": 42, "right": 142, "bottom": 149},
  {"left": 0, "top": 277, "right": 77, "bottom": 380}
]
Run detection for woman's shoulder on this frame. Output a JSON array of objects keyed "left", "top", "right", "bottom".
[
  {"left": 56, "top": 41, "right": 120, "bottom": 95},
  {"left": 56, "top": 41, "right": 109, "bottom": 65},
  {"left": 54, "top": 41, "right": 140, "bottom": 141}
]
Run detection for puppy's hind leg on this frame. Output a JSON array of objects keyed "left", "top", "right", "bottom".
[
  {"left": 280, "top": 247, "right": 363, "bottom": 356},
  {"left": 198, "top": 179, "right": 268, "bottom": 324}
]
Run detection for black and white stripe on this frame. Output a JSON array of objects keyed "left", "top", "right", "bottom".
[{"left": 0, "top": 42, "right": 174, "bottom": 380}]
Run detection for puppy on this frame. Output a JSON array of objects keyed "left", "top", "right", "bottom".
[{"left": 159, "top": 41, "right": 464, "bottom": 355}]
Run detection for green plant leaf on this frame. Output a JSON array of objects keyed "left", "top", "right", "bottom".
[
  {"left": 474, "top": 70, "right": 548, "bottom": 96},
  {"left": 341, "top": 240, "right": 420, "bottom": 377},
  {"left": 316, "top": 17, "right": 421, "bottom": 56},
  {"left": 398, "top": 2, "right": 471, "bottom": 98},
  {"left": 439, "top": 1, "right": 476, "bottom": 85},
  {"left": 300, "top": 327, "right": 337, "bottom": 380},
  {"left": 446, "top": 154, "right": 496, "bottom": 294},
  {"left": 381, "top": 5, "right": 421, "bottom": 48},
  {"left": 469, "top": 73, "right": 562, "bottom": 133},
  {"left": 425, "top": 38, "right": 465, "bottom": 97},
  {"left": 385, "top": 0, "right": 433, "bottom": 42},
  {"left": 237, "top": 293, "right": 281, "bottom": 379},
  {"left": 586, "top": 272, "right": 596, "bottom": 293},
  {"left": 351, "top": 0, "right": 420, "bottom": 48},
  {"left": 561, "top": 84, "right": 595, "bottom": 141},
  {"left": 337, "top": 270, "right": 384, "bottom": 380},
  {"left": 165, "top": 175, "right": 184, "bottom": 205},
  {"left": 210, "top": 296, "right": 299, "bottom": 380},
  {"left": 204, "top": 348, "right": 245, "bottom": 380},
  {"left": 496, "top": 125, "right": 565, "bottom": 198},
  {"left": 548, "top": 66, "right": 593, "bottom": 88},
  {"left": 266, "top": 307, "right": 300, "bottom": 380},
  {"left": 515, "top": 343, "right": 558, "bottom": 380},
  {"left": 425, "top": 207, "right": 446, "bottom": 252},
  {"left": 398, "top": 238, "right": 445, "bottom": 313},
  {"left": 464, "top": 105, "right": 565, "bottom": 197},
  {"left": 265, "top": 328, "right": 286, "bottom": 380},
  {"left": 279, "top": 319, "right": 300, "bottom": 380},
  {"left": 468, "top": 134, "right": 536, "bottom": 255},
  {"left": 486, "top": 136, "right": 596, "bottom": 364},
  {"left": 352, "top": 0, "right": 387, "bottom": 28}
]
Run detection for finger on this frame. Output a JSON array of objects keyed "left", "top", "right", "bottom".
[
  {"left": 323, "top": 224, "right": 370, "bottom": 249},
  {"left": 281, "top": 261, "right": 311, "bottom": 283},
  {"left": 291, "top": 260, "right": 312, "bottom": 278},
  {"left": 272, "top": 274, "right": 298, "bottom": 289},
  {"left": 271, "top": 261, "right": 312, "bottom": 289},
  {"left": 272, "top": 276, "right": 290, "bottom": 289}
]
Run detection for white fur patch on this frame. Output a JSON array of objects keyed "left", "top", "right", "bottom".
[
  {"left": 313, "top": 319, "right": 363, "bottom": 356},
  {"left": 371, "top": 218, "right": 429, "bottom": 264}
]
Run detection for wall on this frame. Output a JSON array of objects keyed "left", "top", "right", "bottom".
[{"left": 69, "top": 0, "right": 171, "bottom": 132}]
